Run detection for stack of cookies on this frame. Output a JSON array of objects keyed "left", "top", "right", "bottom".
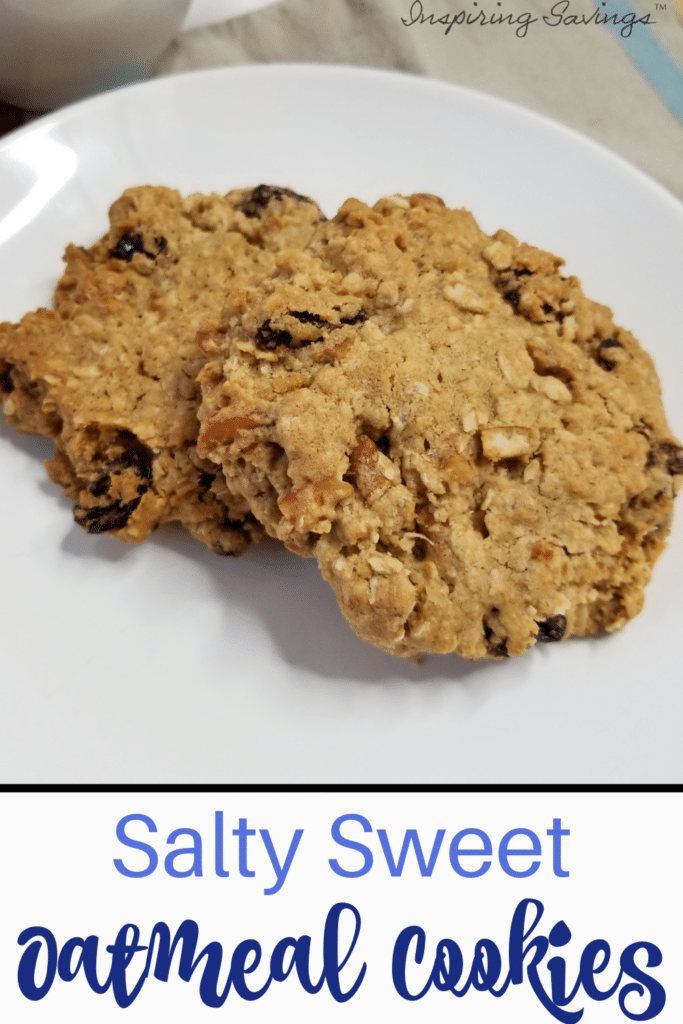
[
  {"left": 0, "top": 184, "right": 322, "bottom": 556},
  {"left": 2, "top": 185, "right": 681, "bottom": 660}
]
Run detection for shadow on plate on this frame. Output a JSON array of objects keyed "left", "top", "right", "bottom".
[
  {"left": 0, "top": 419, "right": 53, "bottom": 461},
  {"left": 1, "top": 420, "right": 532, "bottom": 691},
  {"left": 149, "top": 523, "right": 528, "bottom": 691}
]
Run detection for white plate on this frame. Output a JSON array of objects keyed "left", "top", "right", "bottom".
[
  {"left": 1, "top": 64, "right": 682, "bottom": 783},
  {"left": 182, "top": 0, "right": 280, "bottom": 31}
]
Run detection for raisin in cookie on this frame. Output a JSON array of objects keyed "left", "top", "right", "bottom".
[
  {"left": 197, "top": 193, "right": 681, "bottom": 658},
  {"left": 0, "top": 184, "right": 322, "bottom": 552}
]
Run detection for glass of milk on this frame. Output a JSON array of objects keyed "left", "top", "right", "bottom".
[{"left": 0, "top": 0, "right": 191, "bottom": 110}]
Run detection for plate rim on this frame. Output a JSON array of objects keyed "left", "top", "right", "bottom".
[{"left": 2, "top": 61, "right": 682, "bottom": 220}]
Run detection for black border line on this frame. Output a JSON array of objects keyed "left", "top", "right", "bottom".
[{"left": 1, "top": 784, "right": 681, "bottom": 794}]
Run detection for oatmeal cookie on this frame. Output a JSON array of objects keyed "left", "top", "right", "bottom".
[
  {"left": 0, "top": 183, "right": 322, "bottom": 552},
  {"left": 197, "top": 193, "right": 681, "bottom": 657}
]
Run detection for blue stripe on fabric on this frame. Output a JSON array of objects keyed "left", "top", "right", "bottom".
[{"left": 601, "top": 0, "right": 683, "bottom": 124}]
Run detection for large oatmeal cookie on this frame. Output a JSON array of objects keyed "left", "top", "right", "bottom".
[
  {"left": 197, "top": 193, "right": 682, "bottom": 657},
  {"left": 0, "top": 184, "right": 322, "bottom": 552}
]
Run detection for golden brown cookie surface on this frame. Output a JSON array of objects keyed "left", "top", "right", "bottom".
[
  {"left": 0, "top": 183, "right": 322, "bottom": 552},
  {"left": 198, "top": 193, "right": 681, "bottom": 656}
]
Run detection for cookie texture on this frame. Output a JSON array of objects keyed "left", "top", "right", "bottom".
[
  {"left": 198, "top": 193, "right": 682, "bottom": 657},
  {"left": 0, "top": 184, "right": 322, "bottom": 552}
]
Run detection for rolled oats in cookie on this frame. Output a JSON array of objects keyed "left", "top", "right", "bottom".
[
  {"left": 0, "top": 183, "right": 322, "bottom": 553},
  {"left": 198, "top": 193, "right": 682, "bottom": 658}
]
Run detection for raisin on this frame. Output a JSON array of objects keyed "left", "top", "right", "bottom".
[
  {"left": 376, "top": 435, "right": 390, "bottom": 455},
  {"left": 659, "top": 442, "right": 683, "bottom": 476},
  {"left": 255, "top": 305, "right": 366, "bottom": 351},
  {"left": 237, "top": 184, "right": 311, "bottom": 218},
  {"left": 197, "top": 471, "right": 216, "bottom": 499},
  {"left": 483, "top": 617, "right": 508, "bottom": 657},
  {"left": 488, "top": 638, "right": 509, "bottom": 658},
  {"left": 291, "top": 308, "right": 367, "bottom": 329},
  {"left": 255, "top": 318, "right": 326, "bottom": 351},
  {"left": 340, "top": 310, "right": 368, "bottom": 326},
  {"left": 109, "top": 432, "right": 154, "bottom": 481},
  {"left": 412, "top": 540, "right": 426, "bottom": 561},
  {"left": 289, "top": 310, "right": 328, "bottom": 326},
  {"left": 74, "top": 496, "right": 142, "bottom": 533},
  {"left": 222, "top": 517, "right": 247, "bottom": 531},
  {"left": 536, "top": 614, "right": 567, "bottom": 642},
  {"left": 501, "top": 284, "right": 521, "bottom": 308},
  {"left": 88, "top": 473, "right": 111, "bottom": 498},
  {"left": 542, "top": 303, "right": 554, "bottom": 314},
  {"left": 109, "top": 232, "right": 156, "bottom": 262},
  {"left": 255, "top": 320, "right": 294, "bottom": 350},
  {"left": 595, "top": 338, "right": 622, "bottom": 372},
  {"left": 496, "top": 269, "right": 534, "bottom": 311},
  {"left": 0, "top": 363, "right": 14, "bottom": 394}
]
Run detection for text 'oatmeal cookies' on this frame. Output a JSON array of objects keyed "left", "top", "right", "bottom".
[
  {"left": 197, "top": 193, "right": 682, "bottom": 659},
  {"left": 0, "top": 183, "right": 322, "bottom": 554}
]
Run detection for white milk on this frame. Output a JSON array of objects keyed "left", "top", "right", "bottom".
[{"left": 0, "top": 0, "right": 190, "bottom": 109}]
